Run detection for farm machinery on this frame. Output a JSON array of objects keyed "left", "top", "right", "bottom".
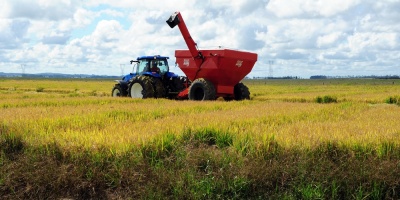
[
  {"left": 111, "top": 55, "right": 187, "bottom": 99},
  {"left": 112, "top": 11, "right": 257, "bottom": 100}
]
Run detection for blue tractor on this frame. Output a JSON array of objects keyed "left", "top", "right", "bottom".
[{"left": 111, "top": 55, "right": 189, "bottom": 99}]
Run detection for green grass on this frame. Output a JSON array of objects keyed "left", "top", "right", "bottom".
[
  {"left": 1, "top": 132, "right": 399, "bottom": 199},
  {"left": 315, "top": 95, "right": 337, "bottom": 103},
  {"left": 385, "top": 95, "right": 400, "bottom": 105}
]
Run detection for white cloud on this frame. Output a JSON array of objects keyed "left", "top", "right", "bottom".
[
  {"left": 0, "top": 19, "right": 30, "bottom": 49},
  {"left": 5, "top": 0, "right": 79, "bottom": 20},
  {"left": 317, "top": 32, "right": 345, "bottom": 48},
  {"left": 85, "top": 0, "right": 196, "bottom": 11},
  {"left": 0, "top": 0, "right": 399, "bottom": 77},
  {"left": 42, "top": 32, "right": 70, "bottom": 45},
  {"left": 267, "top": 0, "right": 361, "bottom": 18},
  {"left": 348, "top": 32, "right": 398, "bottom": 54},
  {"left": 56, "top": 8, "right": 95, "bottom": 32},
  {"left": 0, "top": 1, "right": 11, "bottom": 18}
]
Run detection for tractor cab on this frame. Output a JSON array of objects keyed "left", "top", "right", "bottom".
[
  {"left": 136, "top": 55, "right": 169, "bottom": 77},
  {"left": 121, "top": 55, "right": 171, "bottom": 83}
]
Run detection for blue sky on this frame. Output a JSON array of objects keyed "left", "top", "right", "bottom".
[{"left": 0, "top": 0, "right": 399, "bottom": 78}]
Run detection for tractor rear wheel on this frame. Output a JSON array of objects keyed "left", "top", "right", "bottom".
[
  {"left": 111, "top": 84, "right": 127, "bottom": 97},
  {"left": 152, "top": 78, "right": 166, "bottom": 98},
  {"left": 188, "top": 78, "right": 216, "bottom": 101},
  {"left": 129, "top": 76, "right": 155, "bottom": 98},
  {"left": 233, "top": 82, "right": 250, "bottom": 100}
]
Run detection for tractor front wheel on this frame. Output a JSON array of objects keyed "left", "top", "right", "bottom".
[
  {"left": 129, "top": 76, "right": 155, "bottom": 98},
  {"left": 111, "top": 84, "right": 127, "bottom": 97},
  {"left": 188, "top": 78, "right": 216, "bottom": 101}
]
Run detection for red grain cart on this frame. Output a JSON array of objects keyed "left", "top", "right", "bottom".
[{"left": 167, "top": 12, "right": 258, "bottom": 100}]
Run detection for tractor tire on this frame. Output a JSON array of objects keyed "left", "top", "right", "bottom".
[
  {"left": 233, "top": 82, "right": 250, "bottom": 100},
  {"left": 129, "top": 76, "right": 155, "bottom": 99},
  {"left": 151, "top": 77, "right": 166, "bottom": 98},
  {"left": 111, "top": 84, "right": 127, "bottom": 97},
  {"left": 188, "top": 78, "right": 216, "bottom": 101}
]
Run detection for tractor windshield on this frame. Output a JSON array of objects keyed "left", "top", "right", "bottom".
[
  {"left": 137, "top": 61, "right": 150, "bottom": 74},
  {"left": 155, "top": 59, "right": 169, "bottom": 74},
  {"left": 137, "top": 59, "right": 169, "bottom": 75}
]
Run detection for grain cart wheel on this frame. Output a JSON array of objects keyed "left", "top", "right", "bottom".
[
  {"left": 151, "top": 78, "right": 166, "bottom": 98},
  {"left": 111, "top": 84, "right": 127, "bottom": 97},
  {"left": 233, "top": 82, "right": 250, "bottom": 100},
  {"left": 188, "top": 78, "right": 216, "bottom": 101},
  {"left": 129, "top": 76, "right": 155, "bottom": 98}
]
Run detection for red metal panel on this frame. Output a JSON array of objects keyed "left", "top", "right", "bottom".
[
  {"left": 217, "top": 85, "right": 234, "bottom": 94},
  {"left": 177, "top": 88, "right": 189, "bottom": 99},
  {"left": 176, "top": 48, "right": 257, "bottom": 95}
]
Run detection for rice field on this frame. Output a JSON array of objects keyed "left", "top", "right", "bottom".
[{"left": 1, "top": 78, "right": 400, "bottom": 199}]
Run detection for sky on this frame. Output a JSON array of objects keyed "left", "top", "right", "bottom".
[{"left": 0, "top": 0, "right": 399, "bottom": 78}]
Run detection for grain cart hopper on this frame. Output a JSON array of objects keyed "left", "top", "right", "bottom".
[{"left": 167, "top": 11, "right": 258, "bottom": 100}]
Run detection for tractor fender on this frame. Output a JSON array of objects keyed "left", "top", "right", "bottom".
[
  {"left": 165, "top": 72, "right": 179, "bottom": 78},
  {"left": 114, "top": 80, "right": 129, "bottom": 91},
  {"left": 114, "top": 80, "right": 127, "bottom": 85},
  {"left": 122, "top": 73, "right": 136, "bottom": 82}
]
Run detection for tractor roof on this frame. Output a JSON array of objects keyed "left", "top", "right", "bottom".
[{"left": 137, "top": 55, "right": 169, "bottom": 60}]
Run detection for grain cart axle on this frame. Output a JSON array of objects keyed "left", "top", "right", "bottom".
[{"left": 167, "top": 11, "right": 258, "bottom": 100}]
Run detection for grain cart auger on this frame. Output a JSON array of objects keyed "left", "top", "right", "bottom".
[{"left": 167, "top": 11, "right": 258, "bottom": 100}]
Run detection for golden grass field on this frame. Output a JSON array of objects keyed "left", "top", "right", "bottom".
[
  {"left": 1, "top": 78, "right": 399, "bottom": 151},
  {"left": 1, "top": 78, "right": 399, "bottom": 199}
]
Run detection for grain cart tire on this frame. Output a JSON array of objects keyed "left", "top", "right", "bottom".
[
  {"left": 233, "top": 82, "right": 250, "bottom": 100},
  {"left": 111, "top": 84, "right": 127, "bottom": 97},
  {"left": 152, "top": 77, "right": 166, "bottom": 98},
  {"left": 188, "top": 78, "right": 216, "bottom": 101},
  {"left": 129, "top": 76, "right": 155, "bottom": 98}
]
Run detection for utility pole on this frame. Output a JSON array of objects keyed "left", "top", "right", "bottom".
[
  {"left": 268, "top": 60, "right": 274, "bottom": 79},
  {"left": 20, "top": 64, "right": 26, "bottom": 77},
  {"left": 120, "top": 64, "right": 125, "bottom": 76}
]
